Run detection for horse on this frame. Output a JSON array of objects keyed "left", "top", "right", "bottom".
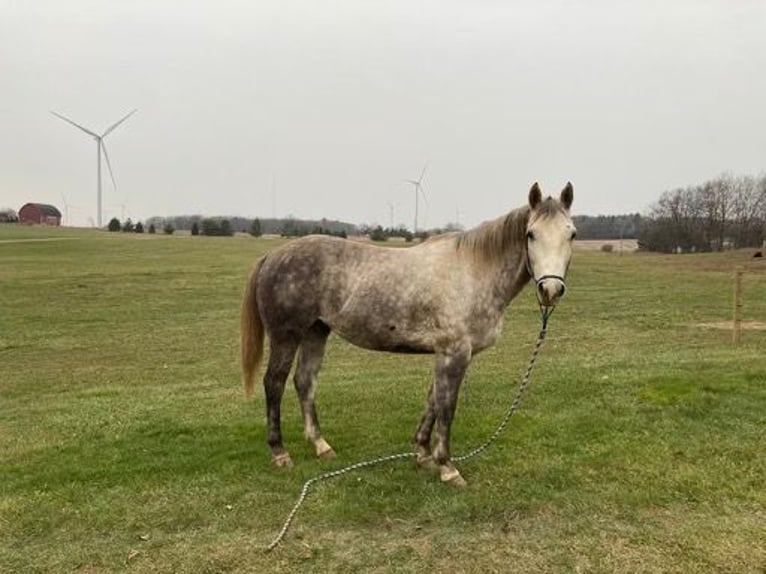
[{"left": 241, "top": 182, "right": 575, "bottom": 485}]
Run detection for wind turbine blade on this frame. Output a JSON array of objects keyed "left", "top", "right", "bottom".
[
  {"left": 102, "top": 108, "right": 138, "bottom": 137},
  {"left": 404, "top": 179, "right": 419, "bottom": 185},
  {"left": 418, "top": 163, "right": 428, "bottom": 184},
  {"left": 50, "top": 111, "right": 98, "bottom": 138},
  {"left": 101, "top": 141, "right": 118, "bottom": 190}
]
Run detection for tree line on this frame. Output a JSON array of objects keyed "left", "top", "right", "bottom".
[
  {"left": 638, "top": 173, "right": 766, "bottom": 252},
  {"left": 143, "top": 215, "right": 358, "bottom": 237},
  {"left": 106, "top": 173, "right": 766, "bottom": 252}
]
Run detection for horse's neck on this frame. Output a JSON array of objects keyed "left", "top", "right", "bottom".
[
  {"left": 472, "top": 208, "right": 531, "bottom": 309},
  {"left": 491, "top": 247, "right": 531, "bottom": 309}
]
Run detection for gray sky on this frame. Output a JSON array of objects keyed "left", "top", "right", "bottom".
[{"left": 2, "top": 1, "right": 765, "bottom": 228}]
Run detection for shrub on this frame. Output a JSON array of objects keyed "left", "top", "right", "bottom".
[
  {"left": 148, "top": 223, "right": 156, "bottom": 234},
  {"left": 122, "top": 218, "right": 134, "bottom": 232},
  {"left": 370, "top": 226, "right": 386, "bottom": 242},
  {"left": 134, "top": 222, "right": 144, "bottom": 234},
  {"left": 163, "top": 223, "right": 175, "bottom": 235},
  {"left": 191, "top": 221, "right": 200, "bottom": 236},
  {"left": 201, "top": 218, "right": 219, "bottom": 236},
  {"left": 601, "top": 244, "right": 614, "bottom": 252},
  {"left": 201, "top": 218, "right": 233, "bottom": 237},
  {"left": 108, "top": 217, "right": 121, "bottom": 232},
  {"left": 249, "top": 218, "right": 262, "bottom": 237}
]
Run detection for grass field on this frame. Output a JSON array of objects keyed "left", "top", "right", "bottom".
[{"left": 1, "top": 225, "right": 765, "bottom": 573}]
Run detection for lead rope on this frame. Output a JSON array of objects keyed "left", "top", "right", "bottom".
[{"left": 265, "top": 305, "right": 554, "bottom": 552}]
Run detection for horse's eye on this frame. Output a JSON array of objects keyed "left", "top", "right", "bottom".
[{"left": 526, "top": 231, "right": 535, "bottom": 241}]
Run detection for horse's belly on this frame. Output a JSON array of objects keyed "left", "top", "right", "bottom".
[{"left": 329, "top": 318, "right": 436, "bottom": 354}]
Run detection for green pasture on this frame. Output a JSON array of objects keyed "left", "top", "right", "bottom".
[{"left": 1, "top": 225, "right": 764, "bottom": 573}]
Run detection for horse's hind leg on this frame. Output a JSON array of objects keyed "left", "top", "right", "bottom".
[
  {"left": 294, "top": 321, "right": 335, "bottom": 459},
  {"left": 264, "top": 338, "right": 299, "bottom": 467},
  {"left": 413, "top": 384, "right": 438, "bottom": 469}
]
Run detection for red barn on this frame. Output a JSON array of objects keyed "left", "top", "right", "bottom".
[{"left": 18, "top": 203, "right": 62, "bottom": 226}]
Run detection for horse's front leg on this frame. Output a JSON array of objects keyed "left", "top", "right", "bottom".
[{"left": 431, "top": 347, "right": 471, "bottom": 486}]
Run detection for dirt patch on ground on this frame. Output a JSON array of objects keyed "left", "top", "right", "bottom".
[{"left": 695, "top": 321, "right": 766, "bottom": 331}]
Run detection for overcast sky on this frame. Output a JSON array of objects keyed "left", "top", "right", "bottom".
[{"left": 1, "top": 1, "right": 765, "bottom": 228}]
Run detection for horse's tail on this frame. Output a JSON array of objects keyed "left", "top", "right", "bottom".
[{"left": 241, "top": 257, "right": 266, "bottom": 399}]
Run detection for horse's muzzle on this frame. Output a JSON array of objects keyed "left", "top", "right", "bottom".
[{"left": 536, "top": 275, "right": 567, "bottom": 306}]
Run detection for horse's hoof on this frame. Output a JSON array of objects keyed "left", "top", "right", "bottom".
[
  {"left": 416, "top": 453, "right": 439, "bottom": 471},
  {"left": 315, "top": 438, "right": 336, "bottom": 459},
  {"left": 317, "top": 447, "right": 336, "bottom": 460},
  {"left": 440, "top": 465, "right": 467, "bottom": 487},
  {"left": 271, "top": 453, "right": 293, "bottom": 468}
]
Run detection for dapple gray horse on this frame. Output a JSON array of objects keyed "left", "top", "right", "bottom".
[{"left": 241, "top": 183, "right": 575, "bottom": 485}]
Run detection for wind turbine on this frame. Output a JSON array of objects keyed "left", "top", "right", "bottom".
[
  {"left": 59, "top": 192, "right": 80, "bottom": 226},
  {"left": 50, "top": 109, "right": 137, "bottom": 227},
  {"left": 404, "top": 163, "right": 428, "bottom": 233},
  {"left": 270, "top": 173, "right": 277, "bottom": 219},
  {"left": 110, "top": 202, "right": 132, "bottom": 221}
]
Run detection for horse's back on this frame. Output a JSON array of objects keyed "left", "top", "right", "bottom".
[
  {"left": 255, "top": 236, "right": 387, "bottom": 336},
  {"left": 255, "top": 235, "right": 459, "bottom": 350}
]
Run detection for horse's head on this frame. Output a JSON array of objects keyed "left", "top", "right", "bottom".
[{"left": 525, "top": 182, "right": 576, "bottom": 307}]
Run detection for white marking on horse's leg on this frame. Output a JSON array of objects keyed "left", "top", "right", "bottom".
[
  {"left": 414, "top": 444, "right": 437, "bottom": 470},
  {"left": 294, "top": 324, "right": 334, "bottom": 459},
  {"left": 440, "top": 463, "right": 467, "bottom": 486},
  {"left": 271, "top": 452, "right": 294, "bottom": 468},
  {"left": 416, "top": 455, "right": 439, "bottom": 472},
  {"left": 431, "top": 346, "right": 471, "bottom": 480},
  {"left": 314, "top": 437, "right": 336, "bottom": 459}
]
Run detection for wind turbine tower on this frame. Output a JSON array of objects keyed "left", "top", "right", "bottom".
[
  {"left": 51, "top": 109, "right": 137, "bottom": 227},
  {"left": 404, "top": 163, "right": 428, "bottom": 233},
  {"left": 59, "top": 193, "right": 80, "bottom": 226}
]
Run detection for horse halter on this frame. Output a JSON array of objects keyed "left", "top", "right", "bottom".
[
  {"left": 534, "top": 274, "right": 567, "bottom": 296},
  {"left": 525, "top": 237, "right": 568, "bottom": 306}
]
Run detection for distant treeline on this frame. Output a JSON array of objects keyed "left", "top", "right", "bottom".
[
  {"left": 638, "top": 173, "right": 766, "bottom": 253},
  {"left": 145, "top": 215, "right": 358, "bottom": 237},
  {"left": 571, "top": 214, "right": 642, "bottom": 240},
  {"left": 141, "top": 213, "right": 645, "bottom": 241},
  {"left": 141, "top": 177, "right": 766, "bottom": 253}
]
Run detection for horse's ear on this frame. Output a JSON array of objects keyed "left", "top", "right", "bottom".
[
  {"left": 528, "top": 182, "right": 542, "bottom": 209},
  {"left": 560, "top": 182, "right": 573, "bottom": 211}
]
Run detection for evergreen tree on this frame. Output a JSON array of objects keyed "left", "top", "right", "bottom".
[{"left": 107, "top": 217, "right": 121, "bottom": 232}]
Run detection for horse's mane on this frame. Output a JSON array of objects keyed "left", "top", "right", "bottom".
[{"left": 455, "top": 199, "right": 561, "bottom": 264}]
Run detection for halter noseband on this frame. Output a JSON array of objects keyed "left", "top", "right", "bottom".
[{"left": 534, "top": 274, "right": 567, "bottom": 297}]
